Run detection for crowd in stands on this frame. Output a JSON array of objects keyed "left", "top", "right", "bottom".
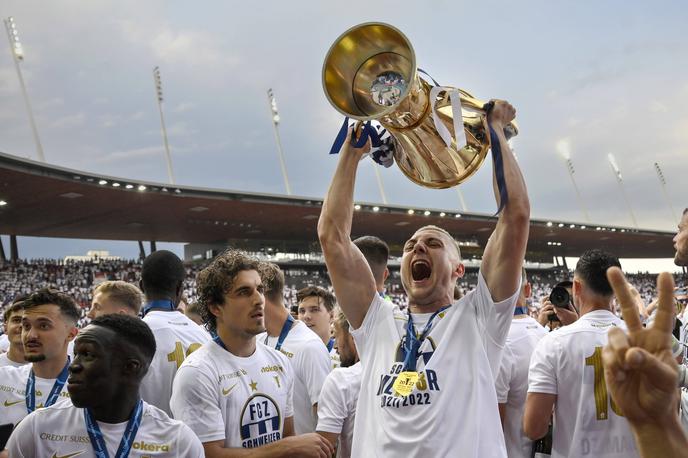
[{"left": 1, "top": 258, "right": 684, "bottom": 330}]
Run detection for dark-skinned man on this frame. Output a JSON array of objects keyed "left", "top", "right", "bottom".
[
  {"left": 7, "top": 314, "right": 203, "bottom": 457},
  {"left": 317, "top": 100, "right": 530, "bottom": 456}
]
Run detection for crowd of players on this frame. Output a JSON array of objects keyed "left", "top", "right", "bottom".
[{"left": 0, "top": 100, "right": 687, "bottom": 457}]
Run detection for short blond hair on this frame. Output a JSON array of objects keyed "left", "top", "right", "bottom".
[{"left": 93, "top": 281, "right": 144, "bottom": 314}]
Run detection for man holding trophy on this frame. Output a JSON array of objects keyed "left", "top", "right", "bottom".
[{"left": 318, "top": 23, "right": 530, "bottom": 456}]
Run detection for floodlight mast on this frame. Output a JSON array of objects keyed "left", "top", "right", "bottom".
[
  {"left": 556, "top": 140, "right": 590, "bottom": 223},
  {"left": 607, "top": 153, "right": 638, "bottom": 229},
  {"left": 266, "top": 88, "right": 292, "bottom": 196},
  {"left": 654, "top": 162, "right": 678, "bottom": 225},
  {"left": 153, "top": 66, "right": 175, "bottom": 184},
  {"left": 4, "top": 17, "right": 45, "bottom": 162}
]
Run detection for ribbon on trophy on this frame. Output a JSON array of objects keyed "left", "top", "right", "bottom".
[{"left": 328, "top": 118, "right": 395, "bottom": 168}]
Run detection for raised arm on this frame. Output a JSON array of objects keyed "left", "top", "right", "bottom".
[
  {"left": 480, "top": 101, "right": 531, "bottom": 302},
  {"left": 318, "top": 128, "right": 377, "bottom": 329}
]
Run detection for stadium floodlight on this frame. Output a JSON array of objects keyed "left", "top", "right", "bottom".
[
  {"left": 439, "top": 212, "right": 446, "bottom": 217},
  {"left": 654, "top": 162, "right": 678, "bottom": 225},
  {"left": 152, "top": 66, "right": 175, "bottom": 185},
  {"left": 4, "top": 17, "right": 45, "bottom": 162},
  {"left": 98, "top": 179, "right": 108, "bottom": 185},
  {"left": 354, "top": 204, "right": 361, "bottom": 210},
  {"left": 407, "top": 209, "right": 415, "bottom": 215},
  {"left": 607, "top": 153, "right": 638, "bottom": 228},
  {"left": 569, "top": 224, "right": 575, "bottom": 228},
  {"left": 372, "top": 206, "right": 380, "bottom": 212},
  {"left": 556, "top": 138, "right": 589, "bottom": 223},
  {"left": 0, "top": 200, "right": 7, "bottom": 206},
  {"left": 266, "top": 88, "right": 292, "bottom": 196},
  {"left": 424, "top": 210, "right": 431, "bottom": 216},
  {"left": 112, "top": 182, "right": 120, "bottom": 187},
  {"left": 558, "top": 223, "right": 564, "bottom": 228},
  {"left": 455, "top": 213, "right": 461, "bottom": 218},
  {"left": 137, "top": 185, "right": 147, "bottom": 191},
  {"left": 580, "top": 225, "right": 586, "bottom": 229},
  {"left": 125, "top": 184, "right": 134, "bottom": 189},
  {"left": 546, "top": 221, "right": 553, "bottom": 227}
]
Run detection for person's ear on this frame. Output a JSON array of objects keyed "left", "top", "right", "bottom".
[
  {"left": 524, "top": 281, "right": 532, "bottom": 298},
  {"left": 67, "top": 325, "right": 79, "bottom": 342},
  {"left": 454, "top": 263, "right": 465, "bottom": 279},
  {"left": 123, "top": 358, "right": 143, "bottom": 377},
  {"left": 383, "top": 267, "right": 389, "bottom": 283}
]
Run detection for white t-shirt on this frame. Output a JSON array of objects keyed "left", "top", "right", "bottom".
[
  {"left": 495, "top": 316, "right": 548, "bottom": 458},
  {"left": 528, "top": 309, "right": 639, "bottom": 458},
  {"left": 0, "top": 335, "right": 9, "bottom": 352},
  {"left": 0, "top": 352, "right": 26, "bottom": 368},
  {"left": 258, "top": 320, "right": 331, "bottom": 434},
  {"left": 0, "top": 363, "right": 71, "bottom": 429},
  {"left": 316, "top": 362, "right": 362, "bottom": 458},
  {"left": 330, "top": 348, "right": 341, "bottom": 369},
  {"left": 170, "top": 339, "right": 294, "bottom": 448},
  {"left": 6, "top": 399, "right": 203, "bottom": 457},
  {"left": 140, "top": 310, "right": 211, "bottom": 416},
  {"left": 350, "top": 271, "right": 518, "bottom": 457}
]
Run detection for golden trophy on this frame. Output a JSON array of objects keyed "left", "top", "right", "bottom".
[{"left": 323, "top": 22, "right": 517, "bottom": 189}]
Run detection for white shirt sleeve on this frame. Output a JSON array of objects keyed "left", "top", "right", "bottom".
[
  {"left": 5, "top": 410, "right": 35, "bottom": 458},
  {"left": 295, "top": 342, "right": 332, "bottom": 406},
  {"left": 175, "top": 422, "right": 206, "bottom": 458},
  {"left": 350, "top": 294, "right": 392, "bottom": 360},
  {"left": 528, "top": 334, "right": 558, "bottom": 395},
  {"left": 170, "top": 364, "right": 226, "bottom": 443},
  {"left": 472, "top": 270, "right": 521, "bottom": 375},
  {"left": 495, "top": 346, "right": 514, "bottom": 403},
  {"left": 316, "top": 371, "right": 347, "bottom": 434},
  {"left": 284, "top": 355, "right": 295, "bottom": 419}
]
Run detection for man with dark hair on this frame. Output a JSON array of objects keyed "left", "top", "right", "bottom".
[
  {"left": 675, "top": 208, "right": 688, "bottom": 267},
  {"left": 0, "top": 300, "right": 26, "bottom": 368},
  {"left": 257, "top": 262, "right": 331, "bottom": 435},
  {"left": 352, "top": 236, "right": 390, "bottom": 293},
  {"left": 7, "top": 314, "right": 203, "bottom": 457},
  {"left": 88, "top": 280, "right": 143, "bottom": 318},
  {"left": 318, "top": 101, "right": 529, "bottom": 456},
  {"left": 170, "top": 250, "right": 334, "bottom": 457},
  {"left": 0, "top": 289, "right": 79, "bottom": 448},
  {"left": 138, "top": 250, "right": 210, "bottom": 416},
  {"left": 316, "top": 308, "right": 361, "bottom": 458},
  {"left": 524, "top": 250, "right": 639, "bottom": 457},
  {"left": 297, "top": 286, "right": 337, "bottom": 350}
]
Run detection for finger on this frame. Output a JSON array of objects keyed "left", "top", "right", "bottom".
[
  {"left": 321, "top": 435, "right": 336, "bottom": 455},
  {"left": 602, "top": 331, "right": 628, "bottom": 385},
  {"left": 651, "top": 272, "right": 677, "bottom": 335},
  {"left": 607, "top": 267, "right": 642, "bottom": 333},
  {"left": 605, "top": 327, "right": 630, "bottom": 371},
  {"left": 625, "top": 347, "right": 678, "bottom": 392}
]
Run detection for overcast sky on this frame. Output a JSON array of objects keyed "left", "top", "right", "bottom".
[{"left": 0, "top": 0, "right": 686, "bottom": 262}]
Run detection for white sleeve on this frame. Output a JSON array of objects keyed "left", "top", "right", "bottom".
[
  {"left": 473, "top": 270, "right": 521, "bottom": 375},
  {"left": 285, "top": 360, "right": 294, "bottom": 419},
  {"left": 350, "top": 294, "right": 392, "bottom": 360},
  {"left": 316, "top": 371, "right": 348, "bottom": 434},
  {"left": 170, "top": 364, "right": 226, "bottom": 443},
  {"left": 495, "top": 347, "right": 514, "bottom": 403},
  {"left": 5, "top": 410, "right": 35, "bottom": 458},
  {"left": 527, "top": 335, "right": 558, "bottom": 395},
  {"left": 175, "top": 423, "right": 206, "bottom": 458},
  {"left": 295, "top": 342, "right": 332, "bottom": 406}
]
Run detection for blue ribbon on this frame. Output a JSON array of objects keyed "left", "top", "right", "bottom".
[
  {"left": 264, "top": 315, "right": 295, "bottom": 351},
  {"left": 514, "top": 306, "right": 529, "bottom": 316},
  {"left": 213, "top": 335, "right": 227, "bottom": 351},
  {"left": 85, "top": 398, "right": 143, "bottom": 458},
  {"left": 401, "top": 306, "right": 451, "bottom": 372},
  {"left": 327, "top": 338, "right": 335, "bottom": 353},
  {"left": 487, "top": 120, "right": 509, "bottom": 214},
  {"left": 328, "top": 118, "right": 386, "bottom": 156},
  {"left": 141, "top": 299, "right": 176, "bottom": 317},
  {"left": 26, "top": 357, "right": 70, "bottom": 413}
]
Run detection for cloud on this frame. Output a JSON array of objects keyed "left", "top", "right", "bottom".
[
  {"left": 50, "top": 113, "right": 85, "bottom": 129},
  {"left": 96, "top": 145, "right": 164, "bottom": 163},
  {"left": 172, "top": 102, "right": 194, "bottom": 113}
]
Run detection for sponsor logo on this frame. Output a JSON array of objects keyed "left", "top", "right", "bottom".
[
  {"left": 3, "top": 399, "right": 23, "bottom": 407},
  {"left": 240, "top": 394, "right": 282, "bottom": 448},
  {"left": 222, "top": 383, "right": 238, "bottom": 396},
  {"left": 50, "top": 451, "right": 85, "bottom": 458},
  {"left": 131, "top": 441, "right": 171, "bottom": 452},
  {"left": 260, "top": 365, "right": 283, "bottom": 374}
]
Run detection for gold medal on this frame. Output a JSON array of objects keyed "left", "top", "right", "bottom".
[{"left": 393, "top": 371, "right": 419, "bottom": 397}]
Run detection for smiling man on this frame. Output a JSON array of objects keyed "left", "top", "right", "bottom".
[
  {"left": 170, "top": 250, "right": 334, "bottom": 457},
  {"left": 0, "top": 289, "right": 79, "bottom": 453},
  {"left": 0, "top": 300, "right": 26, "bottom": 368},
  {"left": 318, "top": 100, "right": 530, "bottom": 456},
  {"left": 7, "top": 314, "right": 203, "bottom": 457}
]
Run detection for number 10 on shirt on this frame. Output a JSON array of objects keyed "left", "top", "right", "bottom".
[
  {"left": 167, "top": 341, "right": 203, "bottom": 369},
  {"left": 585, "top": 346, "right": 623, "bottom": 420}
]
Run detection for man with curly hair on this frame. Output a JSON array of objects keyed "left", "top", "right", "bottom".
[{"left": 170, "top": 250, "right": 334, "bottom": 457}]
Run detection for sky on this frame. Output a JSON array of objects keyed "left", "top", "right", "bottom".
[{"left": 0, "top": 0, "right": 686, "bottom": 265}]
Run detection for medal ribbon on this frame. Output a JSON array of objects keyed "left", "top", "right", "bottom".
[
  {"left": 85, "top": 398, "right": 143, "bottom": 458},
  {"left": 514, "top": 306, "right": 529, "bottom": 315},
  {"left": 213, "top": 335, "right": 228, "bottom": 351},
  {"left": 141, "top": 299, "right": 176, "bottom": 317},
  {"left": 401, "top": 306, "right": 451, "bottom": 372},
  {"left": 327, "top": 338, "right": 335, "bottom": 353},
  {"left": 264, "top": 315, "right": 294, "bottom": 351},
  {"left": 25, "top": 357, "right": 70, "bottom": 413}
]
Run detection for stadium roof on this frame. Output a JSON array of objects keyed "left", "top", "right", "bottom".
[{"left": 0, "top": 152, "right": 676, "bottom": 259}]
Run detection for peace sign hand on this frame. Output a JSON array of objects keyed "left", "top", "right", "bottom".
[{"left": 602, "top": 267, "right": 678, "bottom": 425}]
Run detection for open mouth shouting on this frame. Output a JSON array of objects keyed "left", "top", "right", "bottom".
[{"left": 411, "top": 259, "right": 432, "bottom": 284}]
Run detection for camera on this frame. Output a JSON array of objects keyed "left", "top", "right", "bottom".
[{"left": 549, "top": 286, "right": 571, "bottom": 309}]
